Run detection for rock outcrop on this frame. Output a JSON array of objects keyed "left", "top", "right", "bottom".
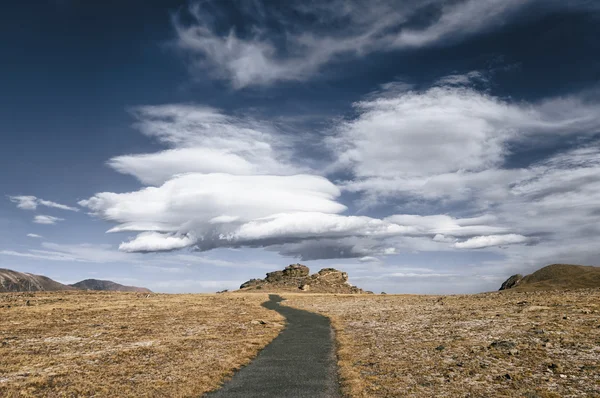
[
  {"left": 238, "top": 264, "right": 368, "bottom": 294},
  {"left": 499, "top": 274, "right": 523, "bottom": 290}
]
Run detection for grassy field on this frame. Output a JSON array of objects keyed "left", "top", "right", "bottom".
[
  {"left": 3, "top": 289, "right": 599, "bottom": 397},
  {"left": 0, "top": 291, "right": 283, "bottom": 397},
  {"left": 284, "top": 289, "right": 600, "bottom": 397}
]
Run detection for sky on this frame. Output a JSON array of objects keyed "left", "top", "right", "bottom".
[{"left": 1, "top": 0, "right": 599, "bottom": 294}]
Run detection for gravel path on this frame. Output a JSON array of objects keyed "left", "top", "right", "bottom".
[{"left": 205, "top": 294, "right": 341, "bottom": 398}]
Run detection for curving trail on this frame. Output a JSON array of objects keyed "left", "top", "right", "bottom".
[{"left": 205, "top": 294, "right": 341, "bottom": 398}]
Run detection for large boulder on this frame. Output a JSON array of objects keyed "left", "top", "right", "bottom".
[{"left": 499, "top": 274, "right": 523, "bottom": 290}]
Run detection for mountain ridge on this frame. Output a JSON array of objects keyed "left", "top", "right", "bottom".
[
  {"left": 70, "top": 279, "right": 151, "bottom": 293},
  {"left": 0, "top": 268, "right": 151, "bottom": 293}
]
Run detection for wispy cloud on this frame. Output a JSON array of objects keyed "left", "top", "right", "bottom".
[
  {"left": 0, "top": 242, "right": 140, "bottom": 264},
  {"left": 26, "top": 233, "right": 43, "bottom": 238},
  {"left": 173, "top": 0, "right": 595, "bottom": 88},
  {"left": 33, "top": 215, "right": 64, "bottom": 225},
  {"left": 9, "top": 195, "right": 79, "bottom": 212}
]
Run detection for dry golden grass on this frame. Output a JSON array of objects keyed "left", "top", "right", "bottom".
[
  {"left": 0, "top": 291, "right": 283, "bottom": 397},
  {"left": 283, "top": 289, "right": 600, "bottom": 397}
]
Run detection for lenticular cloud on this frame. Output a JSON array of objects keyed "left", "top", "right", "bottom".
[{"left": 79, "top": 99, "right": 543, "bottom": 259}]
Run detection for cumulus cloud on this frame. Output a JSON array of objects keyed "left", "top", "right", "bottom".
[
  {"left": 33, "top": 215, "right": 64, "bottom": 225},
  {"left": 9, "top": 195, "right": 79, "bottom": 212},
  {"left": 329, "top": 78, "right": 600, "bottom": 266},
  {"left": 173, "top": 0, "right": 594, "bottom": 88},
  {"left": 78, "top": 75, "right": 600, "bottom": 268},
  {"left": 331, "top": 86, "right": 600, "bottom": 199},
  {"left": 80, "top": 101, "right": 516, "bottom": 258}
]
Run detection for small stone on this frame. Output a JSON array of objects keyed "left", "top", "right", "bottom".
[
  {"left": 508, "top": 349, "right": 519, "bottom": 355},
  {"left": 489, "top": 340, "right": 517, "bottom": 350},
  {"left": 559, "top": 374, "right": 567, "bottom": 379},
  {"left": 435, "top": 345, "right": 445, "bottom": 351},
  {"left": 548, "top": 363, "right": 562, "bottom": 373}
]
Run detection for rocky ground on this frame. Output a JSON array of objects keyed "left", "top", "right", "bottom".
[
  {"left": 238, "top": 263, "right": 369, "bottom": 294},
  {"left": 284, "top": 289, "right": 600, "bottom": 397}
]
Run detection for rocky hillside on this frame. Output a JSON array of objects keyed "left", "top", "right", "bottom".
[
  {"left": 70, "top": 279, "right": 152, "bottom": 293},
  {"left": 239, "top": 263, "right": 370, "bottom": 293},
  {"left": 499, "top": 263, "right": 600, "bottom": 291},
  {"left": 0, "top": 268, "right": 75, "bottom": 293}
]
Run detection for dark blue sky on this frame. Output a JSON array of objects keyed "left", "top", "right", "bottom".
[{"left": 1, "top": 0, "right": 599, "bottom": 293}]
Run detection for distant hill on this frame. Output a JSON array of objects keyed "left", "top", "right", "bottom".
[
  {"left": 499, "top": 264, "right": 600, "bottom": 291},
  {"left": 69, "top": 279, "right": 152, "bottom": 293},
  {"left": 238, "top": 263, "right": 370, "bottom": 294},
  {"left": 0, "top": 268, "right": 75, "bottom": 293},
  {"left": 0, "top": 268, "right": 151, "bottom": 293}
]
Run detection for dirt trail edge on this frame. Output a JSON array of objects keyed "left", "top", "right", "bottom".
[{"left": 204, "top": 294, "right": 341, "bottom": 398}]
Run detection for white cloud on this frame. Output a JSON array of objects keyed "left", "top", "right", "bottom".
[
  {"left": 108, "top": 105, "right": 301, "bottom": 185},
  {"left": 33, "top": 215, "right": 64, "bottom": 225},
  {"left": 119, "top": 232, "right": 196, "bottom": 253},
  {"left": 9, "top": 195, "right": 79, "bottom": 212},
  {"left": 385, "top": 214, "right": 507, "bottom": 237},
  {"left": 9, "top": 195, "right": 37, "bottom": 210},
  {"left": 454, "top": 234, "right": 530, "bottom": 249},
  {"left": 228, "top": 212, "right": 411, "bottom": 242},
  {"left": 77, "top": 76, "right": 600, "bottom": 269},
  {"left": 331, "top": 86, "right": 600, "bottom": 192},
  {"left": 173, "top": 0, "right": 594, "bottom": 88},
  {"left": 26, "top": 233, "right": 43, "bottom": 238}
]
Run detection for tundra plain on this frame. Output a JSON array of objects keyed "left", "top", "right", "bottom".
[
  {"left": 0, "top": 291, "right": 283, "bottom": 397},
  {"left": 284, "top": 290, "right": 600, "bottom": 397},
  {"left": 1, "top": 289, "right": 599, "bottom": 397}
]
